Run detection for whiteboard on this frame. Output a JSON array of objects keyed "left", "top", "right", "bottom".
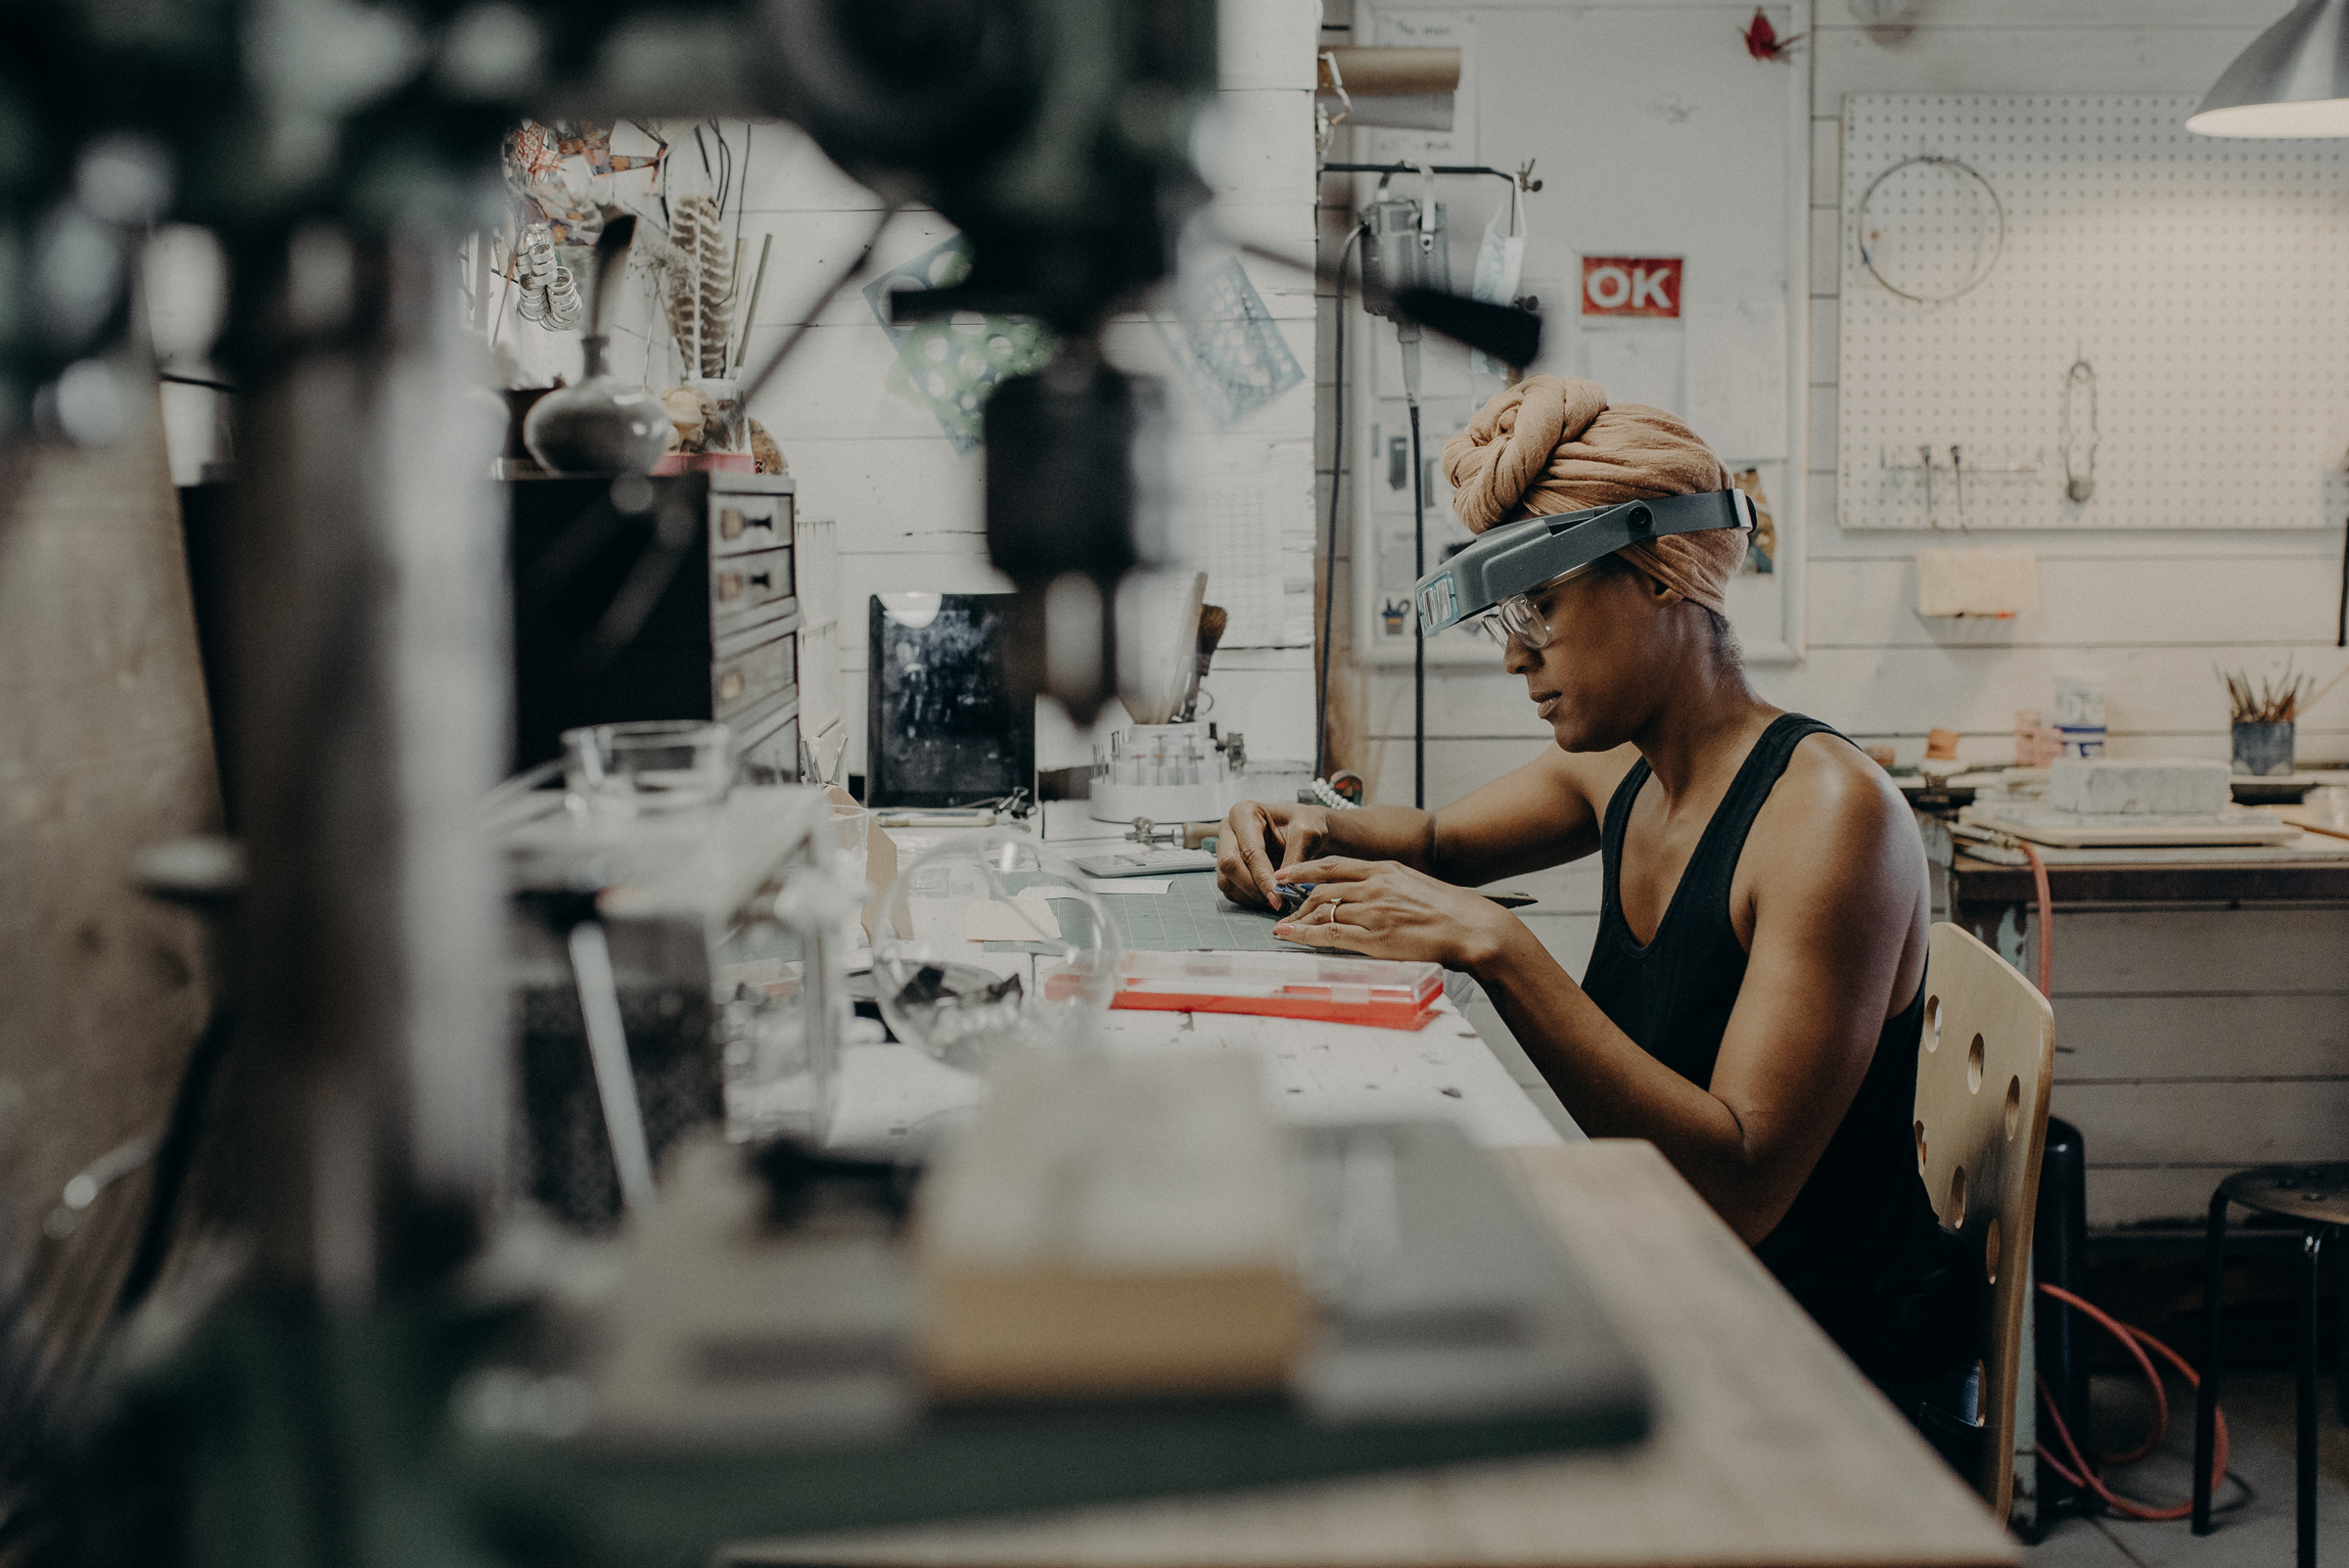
[
  {"left": 1838, "top": 94, "right": 2349, "bottom": 531},
  {"left": 1350, "top": 3, "right": 1812, "bottom": 666}
]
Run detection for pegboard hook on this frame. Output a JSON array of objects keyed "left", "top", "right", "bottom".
[{"left": 2060, "top": 357, "right": 2098, "bottom": 503}]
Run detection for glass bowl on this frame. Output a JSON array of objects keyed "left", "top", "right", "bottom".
[{"left": 873, "top": 831, "right": 1122, "bottom": 1071}]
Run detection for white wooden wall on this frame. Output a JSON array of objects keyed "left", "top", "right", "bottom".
[
  {"left": 1321, "top": 0, "right": 2349, "bottom": 978},
  {"left": 709, "top": 0, "right": 1325, "bottom": 781}
]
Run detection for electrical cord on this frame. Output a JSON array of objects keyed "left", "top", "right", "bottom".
[
  {"left": 2005, "top": 836, "right": 2250, "bottom": 1525},
  {"left": 2035, "top": 1281, "right": 2243, "bottom": 1521},
  {"left": 1318, "top": 221, "right": 1365, "bottom": 781}
]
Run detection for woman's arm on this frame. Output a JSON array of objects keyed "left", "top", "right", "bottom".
[
  {"left": 1216, "top": 743, "right": 1626, "bottom": 907},
  {"left": 1273, "top": 742, "right": 1925, "bottom": 1245},
  {"left": 1426, "top": 743, "right": 1626, "bottom": 886}
]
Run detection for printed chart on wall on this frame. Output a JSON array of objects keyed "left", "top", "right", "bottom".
[
  {"left": 1351, "top": 4, "right": 1808, "bottom": 665},
  {"left": 1192, "top": 470, "right": 1315, "bottom": 649},
  {"left": 1839, "top": 95, "right": 2349, "bottom": 530}
]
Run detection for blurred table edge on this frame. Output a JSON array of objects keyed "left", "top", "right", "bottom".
[{"left": 727, "top": 1140, "right": 2016, "bottom": 1568}]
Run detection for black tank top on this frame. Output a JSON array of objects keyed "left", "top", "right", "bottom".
[{"left": 1582, "top": 714, "right": 1970, "bottom": 1387}]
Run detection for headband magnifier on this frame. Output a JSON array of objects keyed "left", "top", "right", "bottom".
[{"left": 1413, "top": 489, "right": 1756, "bottom": 638}]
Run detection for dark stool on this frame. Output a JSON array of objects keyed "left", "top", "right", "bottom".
[{"left": 2192, "top": 1162, "right": 2349, "bottom": 1568}]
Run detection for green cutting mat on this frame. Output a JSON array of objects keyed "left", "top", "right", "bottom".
[{"left": 979, "top": 870, "right": 1307, "bottom": 954}]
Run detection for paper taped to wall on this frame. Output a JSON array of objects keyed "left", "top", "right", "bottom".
[{"left": 1916, "top": 548, "right": 2042, "bottom": 619}]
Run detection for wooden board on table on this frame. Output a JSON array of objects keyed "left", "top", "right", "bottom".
[
  {"left": 2273, "top": 803, "right": 2349, "bottom": 842},
  {"left": 1961, "top": 806, "right": 2299, "bottom": 849},
  {"left": 734, "top": 1142, "right": 2016, "bottom": 1568}
]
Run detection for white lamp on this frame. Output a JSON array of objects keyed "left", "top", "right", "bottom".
[{"left": 2188, "top": 0, "right": 2349, "bottom": 137}]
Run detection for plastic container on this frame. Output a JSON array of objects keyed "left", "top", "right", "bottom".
[
  {"left": 2232, "top": 719, "right": 2295, "bottom": 777},
  {"left": 2050, "top": 669, "right": 2107, "bottom": 759},
  {"left": 1109, "top": 950, "right": 1444, "bottom": 1031}
]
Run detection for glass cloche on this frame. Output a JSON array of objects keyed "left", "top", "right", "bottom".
[{"left": 872, "top": 831, "right": 1122, "bottom": 1071}]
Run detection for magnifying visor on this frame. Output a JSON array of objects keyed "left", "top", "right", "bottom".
[{"left": 1413, "top": 489, "right": 1756, "bottom": 639}]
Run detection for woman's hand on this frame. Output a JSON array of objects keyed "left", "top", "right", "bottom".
[
  {"left": 1270, "top": 856, "right": 1526, "bottom": 973},
  {"left": 1216, "top": 801, "right": 1335, "bottom": 908}
]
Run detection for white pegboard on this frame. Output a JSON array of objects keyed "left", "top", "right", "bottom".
[{"left": 1838, "top": 94, "right": 2349, "bottom": 530}]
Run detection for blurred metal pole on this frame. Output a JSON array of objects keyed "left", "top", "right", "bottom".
[{"left": 223, "top": 207, "right": 508, "bottom": 1301}]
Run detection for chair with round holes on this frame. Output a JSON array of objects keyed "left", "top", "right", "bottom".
[
  {"left": 2190, "top": 1162, "right": 2347, "bottom": 1568},
  {"left": 1914, "top": 922, "right": 2055, "bottom": 1520}
]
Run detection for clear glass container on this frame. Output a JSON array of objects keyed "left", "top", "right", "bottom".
[
  {"left": 687, "top": 376, "right": 747, "bottom": 452},
  {"left": 561, "top": 719, "right": 733, "bottom": 816},
  {"left": 873, "top": 831, "right": 1122, "bottom": 1071}
]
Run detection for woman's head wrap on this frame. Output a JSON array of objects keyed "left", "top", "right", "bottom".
[{"left": 1440, "top": 374, "right": 1743, "bottom": 614}]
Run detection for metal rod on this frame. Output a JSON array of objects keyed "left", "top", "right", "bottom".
[
  {"left": 568, "top": 920, "right": 659, "bottom": 1221},
  {"left": 225, "top": 216, "right": 508, "bottom": 1297},
  {"left": 1410, "top": 398, "right": 1425, "bottom": 810},
  {"left": 737, "top": 207, "right": 895, "bottom": 411},
  {"left": 1320, "top": 161, "right": 1534, "bottom": 190}
]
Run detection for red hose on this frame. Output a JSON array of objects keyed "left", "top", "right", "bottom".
[
  {"left": 2016, "top": 838, "right": 2053, "bottom": 996},
  {"left": 2004, "top": 838, "right": 2225, "bottom": 1520},
  {"left": 2034, "top": 1281, "right": 2230, "bottom": 1520}
]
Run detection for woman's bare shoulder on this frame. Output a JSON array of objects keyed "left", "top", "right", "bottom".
[
  {"left": 1759, "top": 731, "right": 1920, "bottom": 869},
  {"left": 1535, "top": 740, "right": 1646, "bottom": 817}
]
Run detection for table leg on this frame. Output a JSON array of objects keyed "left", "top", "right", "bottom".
[
  {"left": 2298, "top": 1228, "right": 2325, "bottom": 1568},
  {"left": 2193, "top": 1188, "right": 2229, "bottom": 1536}
]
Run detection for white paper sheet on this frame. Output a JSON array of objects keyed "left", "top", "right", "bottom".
[
  {"left": 1684, "top": 297, "right": 1787, "bottom": 461},
  {"left": 1581, "top": 326, "right": 1684, "bottom": 417},
  {"left": 964, "top": 897, "right": 1063, "bottom": 942}
]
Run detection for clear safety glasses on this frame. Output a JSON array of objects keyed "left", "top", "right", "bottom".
[{"left": 1471, "top": 565, "right": 1591, "bottom": 650}]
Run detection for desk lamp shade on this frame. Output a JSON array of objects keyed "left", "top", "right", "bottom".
[{"left": 2189, "top": 0, "right": 2349, "bottom": 137}]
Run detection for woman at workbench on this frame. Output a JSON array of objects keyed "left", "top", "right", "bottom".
[{"left": 1219, "top": 375, "right": 1978, "bottom": 1435}]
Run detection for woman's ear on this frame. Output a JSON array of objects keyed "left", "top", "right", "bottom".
[{"left": 1629, "top": 564, "right": 1683, "bottom": 606}]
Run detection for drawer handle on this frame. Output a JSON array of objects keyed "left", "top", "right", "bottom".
[
  {"left": 717, "top": 574, "right": 743, "bottom": 600},
  {"left": 747, "top": 573, "right": 771, "bottom": 590},
  {"left": 719, "top": 508, "right": 745, "bottom": 539},
  {"left": 717, "top": 670, "right": 746, "bottom": 702}
]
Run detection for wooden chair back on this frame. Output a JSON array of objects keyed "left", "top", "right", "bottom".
[{"left": 1915, "top": 922, "right": 2054, "bottom": 1520}]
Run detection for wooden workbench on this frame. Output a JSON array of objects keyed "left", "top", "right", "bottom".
[
  {"left": 1948, "top": 850, "right": 2349, "bottom": 1230},
  {"left": 734, "top": 1140, "right": 2015, "bottom": 1568}
]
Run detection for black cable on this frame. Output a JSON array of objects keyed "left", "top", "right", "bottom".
[
  {"left": 2336, "top": 514, "right": 2346, "bottom": 647},
  {"left": 1318, "top": 224, "right": 1364, "bottom": 781},
  {"left": 159, "top": 371, "right": 236, "bottom": 393},
  {"left": 112, "top": 1003, "right": 236, "bottom": 1318},
  {"left": 1410, "top": 398, "right": 1425, "bottom": 809}
]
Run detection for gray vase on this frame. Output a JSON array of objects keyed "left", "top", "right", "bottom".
[{"left": 522, "top": 336, "right": 669, "bottom": 475}]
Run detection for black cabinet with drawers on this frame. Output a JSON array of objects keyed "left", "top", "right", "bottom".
[{"left": 507, "top": 473, "right": 800, "bottom": 780}]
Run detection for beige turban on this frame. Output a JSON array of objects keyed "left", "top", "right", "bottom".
[{"left": 1441, "top": 375, "right": 1743, "bottom": 614}]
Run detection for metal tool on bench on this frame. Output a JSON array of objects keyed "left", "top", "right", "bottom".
[{"left": 1069, "top": 817, "right": 1221, "bottom": 878}]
